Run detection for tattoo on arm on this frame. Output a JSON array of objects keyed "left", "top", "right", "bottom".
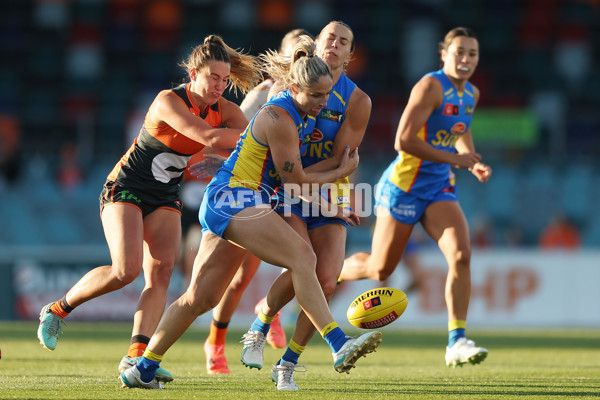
[
  {"left": 283, "top": 161, "right": 294, "bottom": 172},
  {"left": 265, "top": 106, "right": 279, "bottom": 122}
]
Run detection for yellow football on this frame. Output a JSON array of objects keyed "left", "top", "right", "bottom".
[{"left": 346, "top": 287, "right": 407, "bottom": 329}]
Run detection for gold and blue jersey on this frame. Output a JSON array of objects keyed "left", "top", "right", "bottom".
[
  {"left": 302, "top": 74, "right": 357, "bottom": 206},
  {"left": 389, "top": 69, "right": 475, "bottom": 199},
  {"left": 301, "top": 73, "right": 356, "bottom": 167},
  {"left": 210, "top": 90, "right": 310, "bottom": 197}
]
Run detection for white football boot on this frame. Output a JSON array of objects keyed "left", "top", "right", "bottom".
[
  {"left": 445, "top": 337, "right": 488, "bottom": 368},
  {"left": 240, "top": 330, "right": 266, "bottom": 369},
  {"left": 118, "top": 355, "right": 174, "bottom": 383},
  {"left": 119, "top": 365, "right": 164, "bottom": 389},
  {"left": 332, "top": 331, "right": 382, "bottom": 373},
  {"left": 271, "top": 361, "right": 307, "bottom": 391}
]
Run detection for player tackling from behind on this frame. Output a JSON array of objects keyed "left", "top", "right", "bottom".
[
  {"left": 339, "top": 26, "right": 491, "bottom": 368},
  {"left": 36, "top": 35, "right": 262, "bottom": 384}
]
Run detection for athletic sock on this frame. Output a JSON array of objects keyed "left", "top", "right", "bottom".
[
  {"left": 127, "top": 335, "right": 150, "bottom": 358},
  {"left": 207, "top": 319, "right": 229, "bottom": 346},
  {"left": 321, "top": 322, "right": 347, "bottom": 353},
  {"left": 250, "top": 310, "right": 275, "bottom": 336},
  {"left": 49, "top": 296, "right": 73, "bottom": 319},
  {"left": 448, "top": 320, "right": 466, "bottom": 347},
  {"left": 280, "top": 339, "right": 306, "bottom": 365},
  {"left": 138, "top": 349, "right": 162, "bottom": 383}
]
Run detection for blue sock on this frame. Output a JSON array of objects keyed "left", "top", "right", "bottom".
[
  {"left": 448, "top": 328, "right": 465, "bottom": 347},
  {"left": 136, "top": 357, "right": 160, "bottom": 383},
  {"left": 250, "top": 317, "right": 271, "bottom": 336},
  {"left": 324, "top": 327, "right": 348, "bottom": 353},
  {"left": 281, "top": 348, "right": 301, "bottom": 365}
]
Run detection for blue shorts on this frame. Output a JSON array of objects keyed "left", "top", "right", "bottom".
[
  {"left": 375, "top": 178, "right": 458, "bottom": 225},
  {"left": 273, "top": 200, "right": 349, "bottom": 230},
  {"left": 199, "top": 183, "right": 271, "bottom": 237}
]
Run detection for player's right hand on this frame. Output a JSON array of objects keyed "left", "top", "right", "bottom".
[
  {"left": 453, "top": 152, "right": 481, "bottom": 169},
  {"left": 338, "top": 146, "right": 359, "bottom": 176},
  {"left": 188, "top": 153, "right": 227, "bottom": 180}
]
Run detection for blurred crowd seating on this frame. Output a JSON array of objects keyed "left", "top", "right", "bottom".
[
  {"left": 1, "top": 0, "right": 599, "bottom": 248},
  {"left": 3, "top": 156, "right": 599, "bottom": 248}
]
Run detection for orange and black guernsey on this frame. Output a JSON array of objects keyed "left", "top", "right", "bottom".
[{"left": 102, "top": 83, "right": 223, "bottom": 208}]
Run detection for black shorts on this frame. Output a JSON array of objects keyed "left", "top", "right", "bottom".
[{"left": 99, "top": 180, "right": 183, "bottom": 218}]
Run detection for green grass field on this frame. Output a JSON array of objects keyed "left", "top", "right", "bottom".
[{"left": 0, "top": 322, "right": 598, "bottom": 399}]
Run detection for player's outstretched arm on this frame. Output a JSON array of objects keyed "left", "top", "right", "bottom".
[{"left": 151, "top": 90, "right": 243, "bottom": 149}]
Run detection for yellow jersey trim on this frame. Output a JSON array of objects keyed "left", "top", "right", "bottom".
[{"left": 332, "top": 90, "right": 346, "bottom": 106}]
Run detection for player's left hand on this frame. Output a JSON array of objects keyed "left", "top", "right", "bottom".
[
  {"left": 315, "top": 198, "right": 360, "bottom": 226},
  {"left": 335, "top": 206, "right": 360, "bottom": 227},
  {"left": 188, "top": 154, "right": 227, "bottom": 180},
  {"left": 470, "top": 162, "right": 492, "bottom": 183}
]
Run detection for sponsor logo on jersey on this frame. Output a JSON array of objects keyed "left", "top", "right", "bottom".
[
  {"left": 301, "top": 133, "right": 312, "bottom": 145},
  {"left": 151, "top": 152, "right": 189, "bottom": 183},
  {"left": 431, "top": 130, "right": 460, "bottom": 148},
  {"left": 319, "top": 109, "right": 343, "bottom": 123},
  {"left": 302, "top": 139, "right": 333, "bottom": 159},
  {"left": 443, "top": 104, "right": 459, "bottom": 116},
  {"left": 268, "top": 168, "right": 281, "bottom": 179},
  {"left": 309, "top": 129, "right": 324, "bottom": 142},
  {"left": 450, "top": 122, "right": 467, "bottom": 134}
]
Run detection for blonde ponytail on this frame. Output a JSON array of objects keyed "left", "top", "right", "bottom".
[{"left": 260, "top": 35, "right": 331, "bottom": 90}]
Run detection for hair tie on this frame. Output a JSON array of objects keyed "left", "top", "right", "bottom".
[{"left": 306, "top": 53, "right": 314, "bottom": 58}]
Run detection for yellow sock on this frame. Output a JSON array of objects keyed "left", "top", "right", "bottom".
[
  {"left": 143, "top": 349, "right": 163, "bottom": 362},
  {"left": 448, "top": 320, "right": 466, "bottom": 331},
  {"left": 258, "top": 310, "right": 276, "bottom": 324},
  {"left": 289, "top": 339, "right": 306, "bottom": 355}
]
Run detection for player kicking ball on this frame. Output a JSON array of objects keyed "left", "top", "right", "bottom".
[{"left": 118, "top": 35, "right": 382, "bottom": 390}]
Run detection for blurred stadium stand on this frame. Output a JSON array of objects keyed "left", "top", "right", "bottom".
[{"left": 0, "top": 0, "right": 599, "bottom": 248}]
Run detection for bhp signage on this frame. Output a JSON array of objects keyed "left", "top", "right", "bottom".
[{"left": 330, "top": 249, "right": 600, "bottom": 328}]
